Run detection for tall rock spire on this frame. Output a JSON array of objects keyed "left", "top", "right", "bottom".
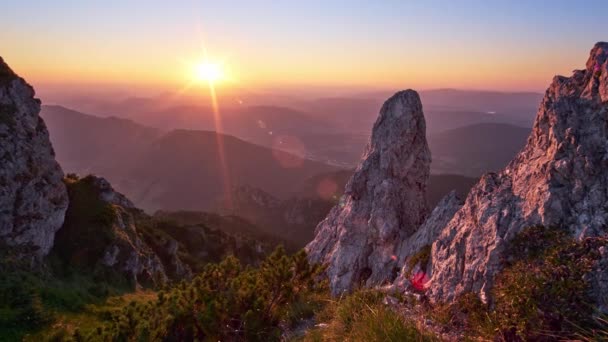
[{"left": 306, "top": 90, "right": 431, "bottom": 295}]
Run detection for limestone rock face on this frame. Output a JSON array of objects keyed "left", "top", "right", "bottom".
[
  {"left": 56, "top": 175, "right": 187, "bottom": 287},
  {"left": 306, "top": 90, "right": 431, "bottom": 295},
  {"left": 0, "top": 57, "right": 68, "bottom": 256},
  {"left": 100, "top": 202, "right": 170, "bottom": 287},
  {"left": 393, "top": 191, "right": 462, "bottom": 288},
  {"left": 428, "top": 42, "right": 608, "bottom": 305}
]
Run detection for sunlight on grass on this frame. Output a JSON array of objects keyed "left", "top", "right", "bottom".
[{"left": 23, "top": 291, "right": 157, "bottom": 341}]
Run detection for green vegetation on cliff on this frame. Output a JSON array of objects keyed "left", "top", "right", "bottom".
[
  {"left": 491, "top": 226, "right": 606, "bottom": 340},
  {"left": 41, "top": 247, "right": 327, "bottom": 341},
  {"left": 0, "top": 245, "right": 130, "bottom": 341},
  {"left": 54, "top": 175, "right": 118, "bottom": 268},
  {"left": 301, "top": 290, "right": 434, "bottom": 341},
  {"left": 430, "top": 226, "right": 608, "bottom": 341},
  {"left": 4, "top": 195, "right": 607, "bottom": 342}
]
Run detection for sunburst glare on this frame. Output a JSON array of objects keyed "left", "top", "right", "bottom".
[{"left": 195, "top": 61, "right": 224, "bottom": 83}]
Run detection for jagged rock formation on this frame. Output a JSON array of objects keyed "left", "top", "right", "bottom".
[
  {"left": 392, "top": 191, "right": 462, "bottom": 288},
  {"left": 428, "top": 42, "right": 608, "bottom": 307},
  {"left": 306, "top": 90, "right": 431, "bottom": 295},
  {"left": 54, "top": 175, "right": 182, "bottom": 287},
  {"left": 0, "top": 57, "right": 68, "bottom": 256}
]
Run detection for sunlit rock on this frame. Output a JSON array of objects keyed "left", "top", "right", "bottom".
[{"left": 306, "top": 90, "right": 431, "bottom": 295}]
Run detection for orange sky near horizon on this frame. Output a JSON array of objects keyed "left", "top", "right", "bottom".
[
  {"left": 2, "top": 1, "right": 606, "bottom": 94},
  {"left": 3, "top": 43, "right": 589, "bottom": 94}
]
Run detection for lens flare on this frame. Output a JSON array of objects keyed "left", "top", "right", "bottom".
[{"left": 316, "top": 178, "right": 338, "bottom": 200}]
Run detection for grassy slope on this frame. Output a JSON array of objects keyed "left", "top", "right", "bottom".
[
  {"left": 299, "top": 290, "right": 435, "bottom": 342},
  {"left": 22, "top": 291, "right": 157, "bottom": 341}
]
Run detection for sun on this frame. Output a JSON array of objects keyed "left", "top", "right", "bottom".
[{"left": 195, "top": 61, "right": 224, "bottom": 83}]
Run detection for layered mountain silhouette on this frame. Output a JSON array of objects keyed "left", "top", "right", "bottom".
[
  {"left": 294, "top": 123, "right": 530, "bottom": 174},
  {"left": 41, "top": 105, "right": 337, "bottom": 212},
  {"left": 42, "top": 105, "right": 481, "bottom": 212},
  {"left": 44, "top": 89, "right": 541, "bottom": 172},
  {"left": 41, "top": 105, "right": 161, "bottom": 181},
  {"left": 429, "top": 123, "right": 530, "bottom": 176},
  {"left": 42, "top": 105, "right": 480, "bottom": 247},
  {"left": 0, "top": 62, "right": 283, "bottom": 287}
]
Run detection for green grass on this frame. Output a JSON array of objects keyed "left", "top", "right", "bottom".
[
  {"left": 429, "top": 226, "right": 608, "bottom": 341},
  {"left": 490, "top": 226, "right": 606, "bottom": 340},
  {"left": 80, "top": 248, "right": 327, "bottom": 341},
  {"left": 300, "top": 290, "right": 435, "bottom": 342},
  {"left": 22, "top": 291, "right": 157, "bottom": 342},
  {"left": 0, "top": 250, "right": 132, "bottom": 341}
]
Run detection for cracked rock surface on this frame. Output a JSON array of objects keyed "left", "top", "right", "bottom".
[
  {"left": 428, "top": 42, "right": 608, "bottom": 308},
  {"left": 0, "top": 57, "right": 68, "bottom": 256},
  {"left": 306, "top": 90, "right": 431, "bottom": 295}
]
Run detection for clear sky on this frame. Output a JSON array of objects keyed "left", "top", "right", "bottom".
[{"left": 2, "top": 0, "right": 607, "bottom": 92}]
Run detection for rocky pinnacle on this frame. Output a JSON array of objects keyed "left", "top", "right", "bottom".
[{"left": 306, "top": 90, "right": 431, "bottom": 295}]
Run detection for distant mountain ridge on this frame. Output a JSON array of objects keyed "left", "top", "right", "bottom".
[
  {"left": 41, "top": 105, "right": 338, "bottom": 213},
  {"left": 41, "top": 105, "right": 161, "bottom": 180},
  {"left": 42, "top": 104, "right": 487, "bottom": 213},
  {"left": 125, "top": 128, "right": 337, "bottom": 210},
  {"left": 42, "top": 104, "right": 480, "bottom": 248},
  {"left": 0, "top": 58, "right": 276, "bottom": 287},
  {"left": 280, "top": 122, "right": 530, "bottom": 175},
  {"left": 429, "top": 123, "right": 530, "bottom": 176},
  {"left": 42, "top": 88, "right": 541, "bottom": 173}
]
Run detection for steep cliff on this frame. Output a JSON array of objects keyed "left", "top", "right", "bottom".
[
  {"left": 306, "top": 90, "right": 431, "bottom": 294},
  {"left": 392, "top": 191, "right": 462, "bottom": 289},
  {"left": 0, "top": 57, "right": 68, "bottom": 256},
  {"left": 428, "top": 42, "right": 608, "bottom": 309}
]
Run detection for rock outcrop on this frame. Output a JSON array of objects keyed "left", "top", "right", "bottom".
[
  {"left": 306, "top": 90, "right": 431, "bottom": 295},
  {"left": 428, "top": 42, "right": 608, "bottom": 306},
  {"left": 0, "top": 57, "right": 68, "bottom": 256},
  {"left": 92, "top": 175, "right": 189, "bottom": 285},
  {"left": 54, "top": 175, "right": 179, "bottom": 287},
  {"left": 392, "top": 191, "right": 462, "bottom": 288}
]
